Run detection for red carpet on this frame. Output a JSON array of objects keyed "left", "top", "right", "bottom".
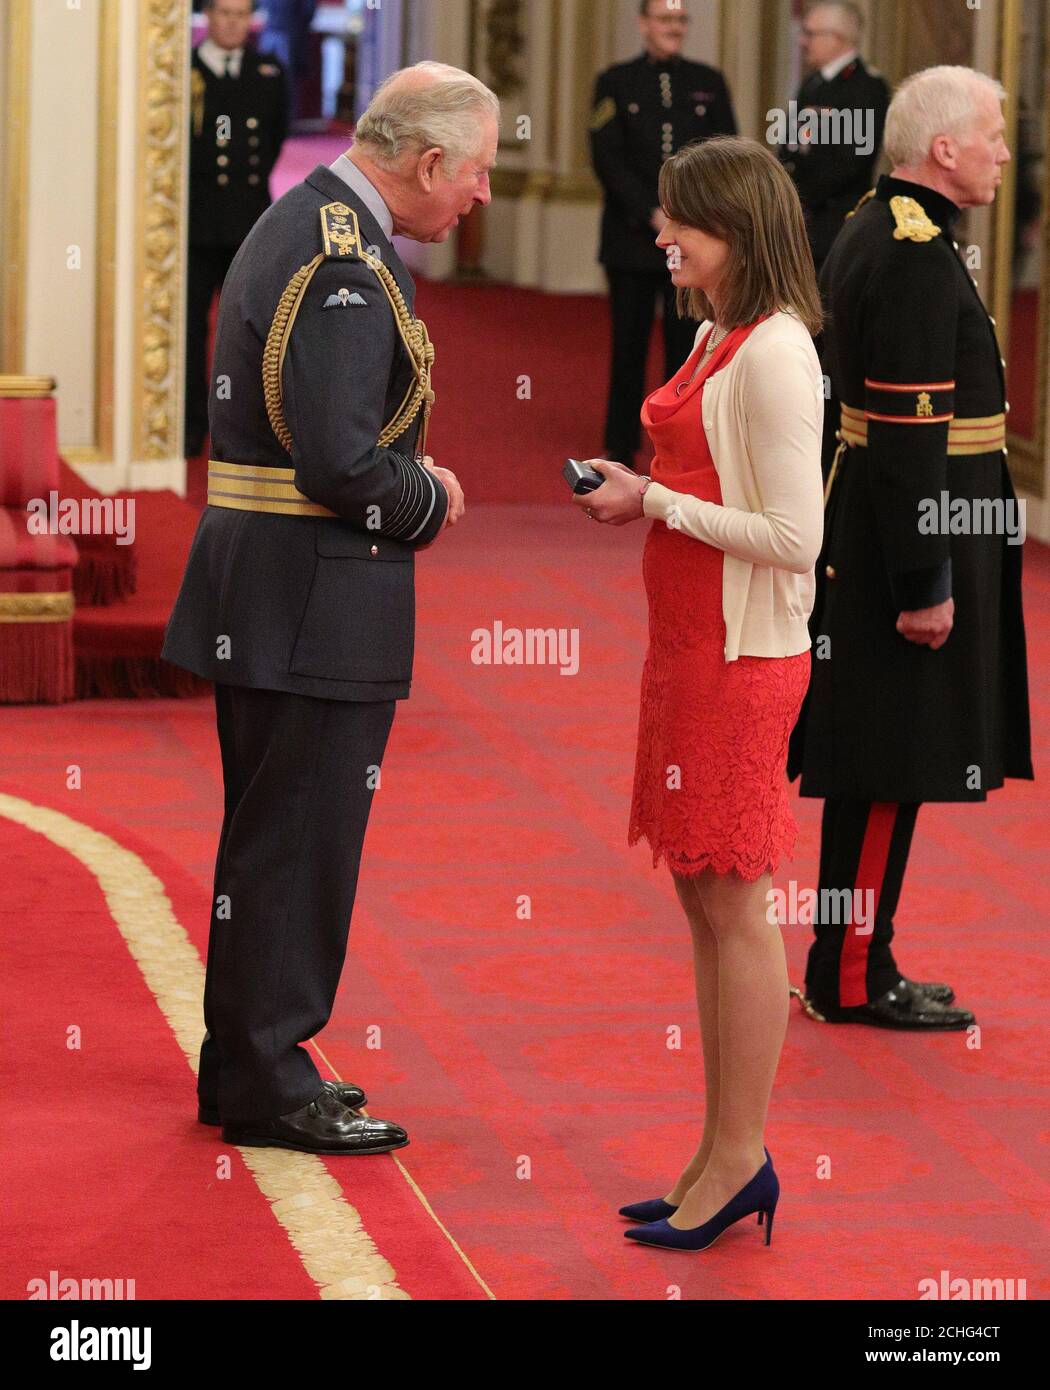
[
  {"left": 1, "top": 506, "right": 1047, "bottom": 1299},
  {"left": 1, "top": 813, "right": 317, "bottom": 1300}
]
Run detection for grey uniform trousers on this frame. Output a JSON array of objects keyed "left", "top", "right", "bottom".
[{"left": 197, "top": 682, "right": 396, "bottom": 1122}]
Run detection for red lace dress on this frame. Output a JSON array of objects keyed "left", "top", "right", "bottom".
[{"left": 628, "top": 321, "right": 812, "bottom": 880}]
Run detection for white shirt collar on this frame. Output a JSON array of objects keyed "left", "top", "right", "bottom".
[
  {"left": 820, "top": 48, "right": 859, "bottom": 82},
  {"left": 197, "top": 39, "right": 244, "bottom": 80},
  {"left": 330, "top": 152, "right": 394, "bottom": 242}
]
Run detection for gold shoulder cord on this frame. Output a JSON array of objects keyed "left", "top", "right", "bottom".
[
  {"left": 262, "top": 202, "right": 436, "bottom": 458},
  {"left": 845, "top": 188, "right": 875, "bottom": 219}
]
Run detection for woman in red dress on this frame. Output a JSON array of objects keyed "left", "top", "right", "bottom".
[{"left": 574, "top": 138, "right": 825, "bottom": 1251}]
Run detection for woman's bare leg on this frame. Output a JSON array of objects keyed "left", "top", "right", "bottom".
[
  {"left": 667, "top": 867, "right": 788, "bottom": 1230},
  {"left": 664, "top": 871, "right": 720, "bottom": 1204}
]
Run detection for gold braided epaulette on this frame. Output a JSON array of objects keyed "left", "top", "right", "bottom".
[
  {"left": 262, "top": 201, "right": 436, "bottom": 459},
  {"left": 889, "top": 194, "right": 940, "bottom": 243}
]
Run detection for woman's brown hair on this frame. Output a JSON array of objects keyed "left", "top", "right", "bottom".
[{"left": 658, "top": 135, "right": 823, "bottom": 336}]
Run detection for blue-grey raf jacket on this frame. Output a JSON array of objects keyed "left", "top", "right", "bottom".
[{"left": 163, "top": 163, "right": 448, "bottom": 701}]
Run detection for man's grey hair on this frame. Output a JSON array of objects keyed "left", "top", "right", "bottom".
[
  {"left": 354, "top": 62, "right": 500, "bottom": 172},
  {"left": 805, "top": 2, "right": 864, "bottom": 45},
  {"left": 884, "top": 66, "right": 1007, "bottom": 167}
]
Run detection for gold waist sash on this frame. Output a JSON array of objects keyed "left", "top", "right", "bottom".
[
  {"left": 206, "top": 461, "right": 337, "bottom": 518},
  {"left": 839, "top": 404, "right": 1006, "bottom": 455}
]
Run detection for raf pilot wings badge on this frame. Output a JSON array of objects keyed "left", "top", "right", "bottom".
[{"left": 323, "top": 288, "right": 368, "bottom": 309}]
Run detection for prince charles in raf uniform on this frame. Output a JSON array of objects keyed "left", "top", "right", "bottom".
[{"left": 164, "top": 63, "right": 498, "bottom": 1154}]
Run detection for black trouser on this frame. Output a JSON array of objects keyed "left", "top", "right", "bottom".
[
  {"left": 603, "top": 267, "right": 700, "bottom": 460},
  {"left": 805, "top": 800, "right": 920, "bottom": 1009},
  {"left": 184, "top": 244, "right": 237, "bottom": 456},
  {"left": 198, "top": 684, "right": 396, "bottom": 1122}
]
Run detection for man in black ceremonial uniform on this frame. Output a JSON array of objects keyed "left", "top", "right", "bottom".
[
  {"left": 779, "top": 3, "right": 888, "bottom": 271},
  {"left": 164, "top": 64, "right": 498, "bottom": 1153},
  {"left": 185, "top": 0, "right": 288, "bottom": 457},
  {"left": 590, "top": 0, "right": 736, "bottom": 466},
  {"left": 789, "top": 68, "right": 1033, "bottom": 1031}
]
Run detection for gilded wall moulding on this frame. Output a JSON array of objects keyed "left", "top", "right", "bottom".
[
  {"left": 134, "top": 0, "right": 189, "bottom": 461},
  {"left": 0, "top": 375, "right": 56, "bottom": 397}
]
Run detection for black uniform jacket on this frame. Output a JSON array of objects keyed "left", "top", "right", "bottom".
[
  {"left": 189, "top": 46, "right": 288, "bottom": 249},
  {"left": 788, "top": 176, "right": 1033, "bottom": 803},
  {"left": 163, "top": 165, "right": 449, "bottom": 702},
  {"left": 779, "top": 57, "right": 889, "bottom": 265},
  {"left": 590, "top": 53, "right": 737, "bottom": 273}
]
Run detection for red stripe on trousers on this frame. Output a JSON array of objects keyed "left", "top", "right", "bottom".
[{"left": 839, "top": 803, "right": 897, "bottom": 1008}]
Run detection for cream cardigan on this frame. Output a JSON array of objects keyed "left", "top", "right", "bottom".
[{"left": 641, "top": 310, "right": 826, "bottom": 662}]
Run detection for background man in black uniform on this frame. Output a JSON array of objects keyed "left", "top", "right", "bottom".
[
  {"left": 590, "top": 0, "right": 736, "bottom": 466},
  {"left": 185, "top": 0, "right": 288, "bottom": 457},
  {"left": 789, "top": 66, "right": 1033, "bottom": 1031},
  {"left": 164, "top": 63, "right": 496, "bottom": 1154},
  {"left": 778, "top": 2, "right": 889, "bottom": 271}
]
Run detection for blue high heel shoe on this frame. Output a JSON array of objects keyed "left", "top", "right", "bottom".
[
  {"left": 619, "top": 1149, "right": 771, "bottom": 1226},
  {"left": 618, "top": 1197, "right": 678, "bottom": 1223},
  {"left": 624, "top": 1151, "right": 779, "bottom": 1251}
]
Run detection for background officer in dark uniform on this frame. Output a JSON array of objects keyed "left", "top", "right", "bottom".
[
  {"left": 778, "top": 3, "right": 889, "bottom": 271},
  {"left": 164, "top": 64, "right": 497, "bottom": 1153},
  {"left": 590, "top": 0, "right": 736, "bottom": 466},
  {"left": 789, "top": 67, "right": 1033, "bottom": 1031},
  {"left": 185, "top": 0, "right": 288, "bottom": 457}
]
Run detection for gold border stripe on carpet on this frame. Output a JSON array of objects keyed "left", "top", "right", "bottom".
[
  {"left": 311, "top": 1040, "right": 496, "bottom": 1300},
  {"left": 0, "top": 793, "right": 405, "bottom": 1301}
]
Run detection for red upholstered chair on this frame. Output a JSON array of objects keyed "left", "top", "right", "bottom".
[{"left": 0, "top": 378, "right": 77, "bottom": 703}]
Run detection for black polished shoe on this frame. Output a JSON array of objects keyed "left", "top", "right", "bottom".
[
  {"left": 806, "top": 979, "right": 975, "bottom": 1030},
  {"left": 220, "top": 1088, "right": 408, "bottom": 1154},
  {"left": 900, "top": 976, "right": 956, "bottom": 1005},
  {"left": 198, "top": 1078, "right": 367, "bottom": 1127}
]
